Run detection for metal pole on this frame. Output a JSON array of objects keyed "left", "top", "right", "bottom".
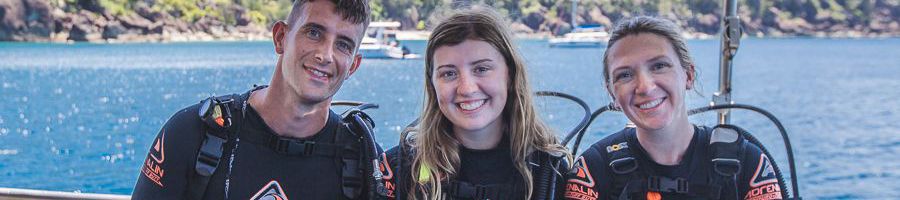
[
  {"left": 571, "top": 0, "right": 578, "bottom": 28},
  {"left": 714, "top": 0, "right": 742, "bottom": 124}
]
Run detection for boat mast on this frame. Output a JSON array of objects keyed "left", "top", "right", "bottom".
[
  {"left": 713, "top": 0, "right": 742, "bottom": 124},
  {"left": 571, "top": 0, "right": 578, "bottom": 28}
]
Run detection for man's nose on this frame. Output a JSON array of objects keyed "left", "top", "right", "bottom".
[{"left": 313, "top": 41, "right": 335, "bottom": 66}]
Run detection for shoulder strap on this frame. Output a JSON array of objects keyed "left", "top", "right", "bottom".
[
  {"left": 339, "top": 108, "right": 388, "bottom": 200},
  {"left": 530, "top": 150, "right": 568, "bottom": 200},
  {"left": 185, "top": 87, "right": 258, "bottom": 200},
  {"left": 604, "top": 128, "right": 648, "bottom": 200},
  {"left": 707, "top": 124, "right": 748, "bottom": 200}
]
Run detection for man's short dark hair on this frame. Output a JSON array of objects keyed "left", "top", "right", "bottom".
[{"left": 287, "top": 0, "right": 371, "bottom": 27}]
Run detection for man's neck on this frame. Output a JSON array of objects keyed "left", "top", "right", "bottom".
[
  {"left": 635, "top": 116, "right": 694, "bottom": 166},
  {"left": 249, "top": 83, "right": 330, "bottom": 139}
]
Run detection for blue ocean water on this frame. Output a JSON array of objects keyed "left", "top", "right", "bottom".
[{"left": 0, "top": 38, "right": 898, "bottom": 199}]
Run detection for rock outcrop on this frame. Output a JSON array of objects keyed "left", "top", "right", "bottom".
[{"left": 1, "top": 0, "right": 269, "bottom": 42}]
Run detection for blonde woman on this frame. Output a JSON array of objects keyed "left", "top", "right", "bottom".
[
  {"left": 379, "top": 6, "right": 569, "bottom": 200},
  {"left": 564, "top": 16, "right": 787, "bottom": 200}
]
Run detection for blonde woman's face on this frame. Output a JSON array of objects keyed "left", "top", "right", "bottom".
[
  {"left": 431, "top": 39, "right": 509, "bottom": 135},
  {"left": 605, "top": 34, "right": 693, "bottom": 131}
]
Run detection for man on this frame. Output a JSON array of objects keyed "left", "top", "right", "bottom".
[{"left": 132, "top": 0, "right": 385, "bottom": 199}]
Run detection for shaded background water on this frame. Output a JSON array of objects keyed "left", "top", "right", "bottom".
[{"left": 1, "top": 39, "right": 898, "bottom": 199}]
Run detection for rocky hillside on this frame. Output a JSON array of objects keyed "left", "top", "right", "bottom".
[
  {"left": 371, "top": 0, "right": 900, "bottom": 38},
  {"left": 0, "top": 0, "right": 287, "bottom": 42},
  {"left": 1, "top": 0, "right": 897, "bottom": 42}
]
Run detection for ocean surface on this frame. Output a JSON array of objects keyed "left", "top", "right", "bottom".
[{"left": 1, "top": 38, "right": 898, "bottom": 199}]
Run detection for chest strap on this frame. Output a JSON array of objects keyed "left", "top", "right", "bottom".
[
  {"left": 607, "top": 126, "right": 739, "bottom": 200},
  {"left": 444, "top": 180, "right": 519, "bottom": 200},
  {"left": 239, "top": 129, "right": 348, "bottom": 157}
]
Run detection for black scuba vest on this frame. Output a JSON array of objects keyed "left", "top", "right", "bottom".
[
  {"left": 600, "top": 125, "right": 748, "bottom": 200},
  {"left": 385, "top": 143, "right": 569, "bottom": 200},
  {"left": 187, "top": 86, "right": 387, "bottom": 200}
]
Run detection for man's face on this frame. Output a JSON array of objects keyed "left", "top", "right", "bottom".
[{"left": 275, "top": 0, "right": 365, "bottom": 104}]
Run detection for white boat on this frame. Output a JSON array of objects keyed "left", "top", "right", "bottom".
[
  {"left": 359, "top": 22, "right": 420, "bottom": 59},
  {"left": 549, "top": 0, "right": 608, "bottom": 48},
  {"left": 549, "top": 25, "right": 609, "bottom": 48}
]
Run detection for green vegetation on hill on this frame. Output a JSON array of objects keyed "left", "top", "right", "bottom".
[
  {"left": 50, "top": 0, "right": 293, "bottom": 27},
  {"left": 2, "top": 0, "right": 896, "bottom": 42}
]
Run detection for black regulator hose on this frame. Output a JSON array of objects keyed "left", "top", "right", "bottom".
[
  {"left": 688, "top": 103, "right": 800, "bottom": 199},
  {"left": 333, "top": 101, "right": 387, "bottom": 199},
  {"left": 737, "top": 125, "right": 792, "bottom": 199},
  {"left": 535, "top": 91, "right": 592, "bottom": 146},
  {"left": 532, "top": 157, "right": 559, "bottom": 200},
  {"left": 566, "top": 103, "right": 617, "bottom": 155}
]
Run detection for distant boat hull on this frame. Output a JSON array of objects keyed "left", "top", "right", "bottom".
[
  {"left": 549, "top": 26, "right": 609, "bottom": 48},
  {"left": 359, "top": 44, "right": 420, "bottom": 59},
  {"left": 548, "top": 40, "right": 605, "bottom": 48}
]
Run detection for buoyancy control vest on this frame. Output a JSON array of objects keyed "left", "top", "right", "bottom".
[
  {"left": 386, "top": 141, "right": 569, "bottom": 200},
  {"left": 186, "top": 85, "right": 387, "bottom": 200},
  {"left": 602, "top": 125, "right": 752, "bottom": 200}
]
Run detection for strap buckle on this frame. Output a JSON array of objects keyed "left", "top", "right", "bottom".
[
  {"left": 609, "top": 157, "right": 638, "bottom": 174},
  {"left": 647, "top": 176, "right": 689, "bottom": 194},
  {"left": 271, "top": 138, "right": 317, "bottom": 156},
  {"left": 712, "top": 158, "right": 741, "bottom": 176},
  {"left": 195, "top": 132, "right": 226, "bottom": 176}
]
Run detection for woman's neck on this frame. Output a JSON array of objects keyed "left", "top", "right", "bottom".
[
  {"left": 635, "top": 118, "right": 695, "bottom": 166},
  {"left": 453, "top": 119, "right": 506, "bottom": 150}
]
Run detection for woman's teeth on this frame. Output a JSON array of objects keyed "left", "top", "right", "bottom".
[
  {"left": 639, "top": 98, "right": 664, "bottom": 109},
  {"left": 459, "top": 100, "right": 485, "bottom": 111}
]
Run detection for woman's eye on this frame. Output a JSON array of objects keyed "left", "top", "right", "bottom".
[
  {"left": 651, "top": 62, "right": 671, "bottom": 71},
  {"left": 474, "top": 66, "right": 490, "bottom": 74},
  {"left": 439, "top": 71, "right": 457, "bottom": 79},
  {"left": 614, "top": 71, "right": 632, "bottom": 82}
]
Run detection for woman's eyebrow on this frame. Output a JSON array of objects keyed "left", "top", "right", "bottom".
[
  {"left": 436, "top": 64, "right": 456, "bottom": 70},
  {"left": 646, "top": 55, "right": 672, "bottom": 64},
  {"left": 470, "top": 58, "right": 492, "bottom": 65}
]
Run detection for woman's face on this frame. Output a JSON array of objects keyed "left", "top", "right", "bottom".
[
  {"left": 431, "top": 39, "right": 509, "bottom": 135},
  {"left": 605, "top": 33, "right": 693, "bottom": 131}
]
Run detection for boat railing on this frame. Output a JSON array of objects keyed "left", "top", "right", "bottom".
[{"left": 0, "top": 187, "right": 129, "bottom": 200}]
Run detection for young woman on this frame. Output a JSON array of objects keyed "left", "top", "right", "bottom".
[
  {"left": 380, "top": 6, "right": 570, "bottom": 200},
  {"left": 564, "top": 16, "right": 787, "bottom": 200}
]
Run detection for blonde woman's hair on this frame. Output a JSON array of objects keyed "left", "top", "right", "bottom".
[
  {"left": 408, "top": 4, "right": 569, "bottom": 200},
  {"left": 602, "top": 16, "right": 698, "bottom": 92}
]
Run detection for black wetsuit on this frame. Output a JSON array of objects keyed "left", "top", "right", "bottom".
[
  {"left": 382, "top": 137, "right": 567, "bottom": 200},
  {"left": 132, "top": 91, "right": 372, "bottom": 200},
  {"left": 564, "top": 125, "right": 785, "bottom": 200}
]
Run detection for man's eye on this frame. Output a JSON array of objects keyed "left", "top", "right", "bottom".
[
  {"left": 336, "top": 41, "right": 353, "bottom": 53},
  {"left": 306, "top": 29, "right": 321, "bottom": 39}
]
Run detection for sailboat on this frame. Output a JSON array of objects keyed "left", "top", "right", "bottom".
[{"left": 549, "top": 0, "right": 609, "bottom": 48}]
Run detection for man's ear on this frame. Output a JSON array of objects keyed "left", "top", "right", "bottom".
[
  {"left": 347, "top": 54, "right": 362, "bottom": 79},
  {"left": 272, "top": 21, "right": 287, "bottom": 54}
]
